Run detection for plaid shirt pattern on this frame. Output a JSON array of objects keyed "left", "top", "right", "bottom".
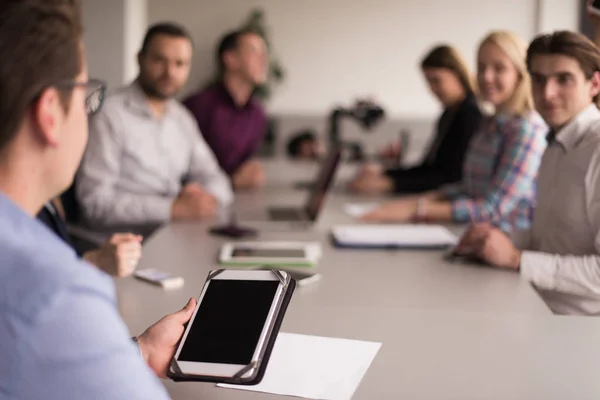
[{"left": 441, "top": 112, "right": 547, "bottom": 232}]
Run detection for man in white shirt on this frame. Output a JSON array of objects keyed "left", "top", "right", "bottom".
[
  {"left": 77, "top": 23, "right": 233, "bottom": 228},
  {"left": 455, "top": 30, "right": 600, "bottom": 315}
]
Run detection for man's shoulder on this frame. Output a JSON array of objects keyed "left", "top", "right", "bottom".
[
  {"left": 583, "top": 115, "right": 600, "bottom": 142},
  {"left": 171, "top": 99, "right": 200, "bottom": 128},
  {"left": 102, "top": 85, "right": 133, "bottom": 110},
  {"left": 183, "top": 84, "right": 220, "bottom": 110},
  {"left": 0, "top": 205, "right": 113, "bottom": 326}
]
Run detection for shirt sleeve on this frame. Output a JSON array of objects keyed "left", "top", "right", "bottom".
[
  {"left": 438, "top": 182, "right": 464, "bottom": 199},
  {"left": 17, "top": 276, "right": 170, "bottom": 400},
  {"left": 451, "top": 118, "right": 544, "bottom": 228},
  {"left": 186, "top": 119, "right": 233, "bottom": 206},
  {"left": 520, "top": 148, "right": 600, "bottom": 298},
  {"left": 76, "top": 111, "right": 174, "bottom": 226}
]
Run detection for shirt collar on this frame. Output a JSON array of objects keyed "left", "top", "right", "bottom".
[
  {"left": 217, "top": 81, "right": 254, "bottom": 110},
  {"left": 552, "top": 104, "right": 600, "bottom": 150},
  {"left": 125, "top": 80, "right": 177, "bottom": 119}
]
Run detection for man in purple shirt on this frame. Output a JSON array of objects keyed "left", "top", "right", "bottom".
[{"left": 184, "top": 29, "right": 268, "bottom": 190}]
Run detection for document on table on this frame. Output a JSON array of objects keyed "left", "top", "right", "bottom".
[
  {"left": 218, "top": 333, "right": 381, "bottom": 400},
  {"left": 332, "top": 224, "right": 458, "bottom": 248},
  {"left": 343, "top": 202, "right": 380, "bottom": 218}
]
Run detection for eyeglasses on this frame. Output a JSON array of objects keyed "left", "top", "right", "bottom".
[{"left": 56, "top": 78, "right": 107, "bottom": 116}]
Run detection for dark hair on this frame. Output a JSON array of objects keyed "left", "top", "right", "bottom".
[
  {"left": 140, "top": 22, "right": 193, "bottom": 56},
  {"left": 0, "top": 0, "right": 83, "bottom": 152},
  {"left": 527, "top": 31, "right": 600, "bottom": 103},
  {"left": 287, "top": 131, "right": 316, "bottom": 157},
  {"left": 421, "top": 45, "right": 475, "bottom": 95},
  {"left": 217, "top": 29, "right": 260, "bottom": 74}
]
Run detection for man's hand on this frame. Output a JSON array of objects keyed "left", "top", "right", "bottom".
[
  {"left": 360, "top": 198, "right": 418, "bottom": 222},
  {"left": 137, "top": 298, "right": 197, "bottom": 378},
  {"left": 83, "top": 233, "right": 143, "bottom": 277},
  {"left": 474, "top": 228, "right": 521, "bottom": 270},
  {"left": 171, "top": 183, "right": 218, "bottom": 220},
  {"left": 454, "top": 223, "right": 493, "bottom": 255},
  {"left": 232, "top": 160, "right": 265, "bottom": 190}
]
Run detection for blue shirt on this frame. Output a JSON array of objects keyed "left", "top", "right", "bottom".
[{"left": 0, "top": 194, "right": 169, "bottom": 399}]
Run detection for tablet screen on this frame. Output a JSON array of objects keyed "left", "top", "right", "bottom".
[
  {"left": 178, "top": 279, "right": 280, "bottom": 365},
  {"left": 231, "top": 247, "right": 306, "bottom": 259}
]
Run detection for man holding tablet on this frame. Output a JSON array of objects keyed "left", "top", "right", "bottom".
[{"left": 0, "top": 1, "right": 195, "bottom": 398}]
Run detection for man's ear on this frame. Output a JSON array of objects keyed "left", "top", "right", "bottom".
[
  {"left": 590, "top": 71, "right": 600, "bottom": 99},
  {"left": 32, "top": 87, "right": 64, "bottom": 147},
  {"left": 222, "top": 51, "right": 237, "bottom": 71}
]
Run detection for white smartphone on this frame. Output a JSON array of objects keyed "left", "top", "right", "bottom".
[
  {"left": 173, "top": 269, "right": 287, "bottom": 379},
  {"left": 219, "top": 241, "right": 322, "bottom": 267},
  {"left": 589, "top": 0, "right": 600, "bottom": 16},
  {"left": 133, "top": 268, "right": 184, "bottom": 290}
]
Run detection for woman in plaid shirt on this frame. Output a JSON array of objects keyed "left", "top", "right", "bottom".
[{"left": 363, "top": 31, "right": 548, "bottom": 232}]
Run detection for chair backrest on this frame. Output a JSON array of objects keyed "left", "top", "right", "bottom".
[{"left": 60, "top": 180, "right": 80, "bottom": 224}]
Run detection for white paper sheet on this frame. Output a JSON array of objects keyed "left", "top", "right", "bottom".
[
  {"left": 332, "top": 224, "right": 458, "bottom": 247},
  {"left": 343, "top": 203, "right": 380, "bottom": 218},
  {"left": 218, "top": 333, "right": 381, "bottom": 400}
]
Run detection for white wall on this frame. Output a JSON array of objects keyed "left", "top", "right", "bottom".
[
  {"left": 82, "top": 0, "right": 148, "bottom": 92},
  {"left": 147, "top": 0, "right": 579, "bottom": 118},
  {"left": 83, "top": 0, "right": 126, "bottom": 90},
  {"left": 123, "top": 0, "right": 148, "bottom": 83}
]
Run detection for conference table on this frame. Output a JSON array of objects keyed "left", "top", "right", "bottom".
[{"left": 116, "top": 160, "right": 600, "bottom": 400}]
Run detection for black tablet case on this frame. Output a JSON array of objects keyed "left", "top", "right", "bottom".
[{"left": 167, "top": 269, "right": 296, "bottom": 385}]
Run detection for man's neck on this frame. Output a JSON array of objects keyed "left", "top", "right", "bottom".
[
  {"left": 222, "top": 74, "right": 254, "bottom": 107},
  {"left": 0, "top": 159, "right": 46, "bottom": 217},
  {"left": 145, "top": 97, "right": 169, "bottom": 119}
]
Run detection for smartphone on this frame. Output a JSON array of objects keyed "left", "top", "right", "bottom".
[
  {"left": 134, "top": 268, "right": 184, "bottom": 290},
  {"left": 209, "top": 224, "right": 258, "bottom": 239},
  {"left": 173, "top": 269, "right": 287, "bottom": 379},
  {"left": 589, "top": 0, "right": 600, "bottom": 16}
]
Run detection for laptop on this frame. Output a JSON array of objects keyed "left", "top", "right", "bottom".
[{"left": 266, "top": 148, "right": 342, "bottom": 222}]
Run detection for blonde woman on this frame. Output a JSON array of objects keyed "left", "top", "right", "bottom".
[{"left": 362, "top": 31, "right": 548, "bottom": 232}]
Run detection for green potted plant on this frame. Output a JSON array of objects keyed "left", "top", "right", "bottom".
[{"left": 239, "top": 8, "right": 285, "bottom": 101}]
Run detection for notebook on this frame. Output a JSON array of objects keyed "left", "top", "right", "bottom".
[{"left": 331, "top": 224, "right": 458, "bottom": 249}]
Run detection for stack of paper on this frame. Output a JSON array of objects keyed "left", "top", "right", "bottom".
[
  {"left": 218, "top": 332, "right": 381, "bottom": 400},
  {"left": 332, "top": 224, "right": 458, "bottom": 248}
]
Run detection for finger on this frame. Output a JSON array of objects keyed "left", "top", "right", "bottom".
[
  {"left": 117, "top": 241, "right": 142, "bottom": 253},
  {"left": 109, "top": 232, "right": 139, "bottom": 244},
  {"left": 474, "top": 234, "right": 490, "bottom": 258},
  {"left": 118, "top": 247, "right": 142, "bottom": 260},
  {"left": 172, "top": 298, "right": 197, "bottom": 324}
]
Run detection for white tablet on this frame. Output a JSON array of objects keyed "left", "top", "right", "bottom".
[
  {"left": 219, "top": 241, "right": 322, "bottom": 267},
  {"left": 173, "top": 269, "right": 290, "bottom": 380}
]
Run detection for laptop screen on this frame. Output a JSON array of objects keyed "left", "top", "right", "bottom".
[{"left": 303, "top": 148, "right": 342, "bottom": 221}]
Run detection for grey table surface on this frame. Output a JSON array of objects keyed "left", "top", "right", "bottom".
[{"left": 115, "top": 163, "right": 600, "bottom": 400}]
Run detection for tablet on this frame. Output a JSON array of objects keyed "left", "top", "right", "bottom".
[
  {"left": 171, "top": 269, "right": 295, "bottom": 384},
  {"left": 219, "top": 241, "right": 322, "bottom": 267}
]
